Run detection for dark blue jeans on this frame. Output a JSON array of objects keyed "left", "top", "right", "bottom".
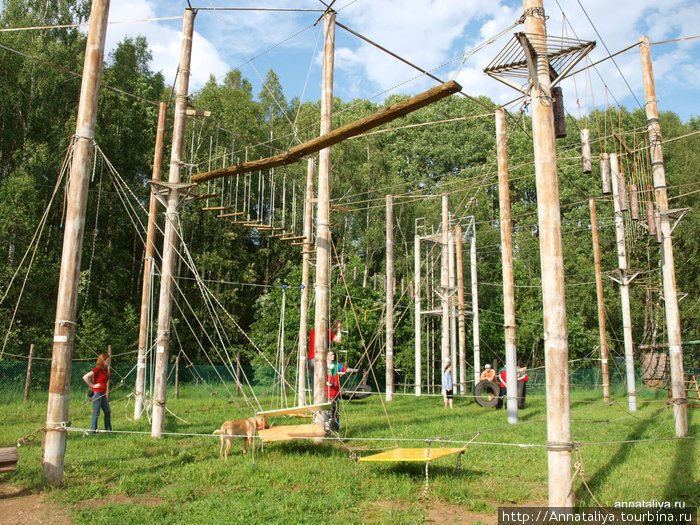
[{"left": 91, "top": 393, "right": 112, "bottom": 432}]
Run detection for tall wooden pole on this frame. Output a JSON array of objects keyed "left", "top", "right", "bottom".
[
  {"left": 414, "top": 234, "right": 422, "bottom": 396},
  {"left": 448, "top": 229, "right": 457, "bottom": 376},
  {"left": 589, "top": 199, "right": 611, "bottom": 402},
  {"left": 313, "top": 11, "right": 335, "bottom": 407},
  {"left": 151, "top": 9, "right": 195, "bottom": 438},
  {"left": 523, "top": 0, "right": 572, "bottom": 506},
  {"left": 639, "top": 37, "right": 688, "bottom": 436},
  {"left": 455, "top": 225, "right": 467, "bottom": 394},
  {"left": 496, "top": 109, "right": 519, "bottom": 423},
  {"left": 440, "top": 195, "right": 450, "bottom": 393},
  {"left": 471, "top": 227, "right": 480, "bottom": 384},
  {"left": 610, "top": 153, "right": 637, "bottom": 412},
  {"left": 23, "top": 344, "right": 34, "bottom": 403},
  {"left": 43, "top": 0, "right": 110, "bottom": 486},
  {"left": 385, "top": 194, "right": 394, "bottom": 401},
  {"left": 297, "top": 158, "right": 314, "bottom": 406},
  {"left": 135, "top": 102, "right": 168, "bottom": 419}
]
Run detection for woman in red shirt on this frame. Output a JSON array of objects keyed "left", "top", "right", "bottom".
[{"left": 83, "top": 353, "right": 112, "bottom": 433}]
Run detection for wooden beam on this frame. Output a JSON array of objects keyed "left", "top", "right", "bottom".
[
  {"left": 216, "top": 211, "right": 245, "bottom": 218},
  {"left": 0, "top": 447, "right": 18, "bottom": 473},
  {"left": 203, "top": 205, "right": 234, "bottom": 211},
  {"left": 280, "top": 235, "right": 307, "bottom": 242},
  {"left": 192, "top": 80, "right": 462, "bottom": 183}
]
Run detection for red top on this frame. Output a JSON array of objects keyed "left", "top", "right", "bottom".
[
  {"left": 91, "top": 366, "right": 110, "bottom": 393},
  {"left": 499, "top": 368, "right": 507, "bottom": 388},
  {"left": 308, "top": 328, "right": 337, "bottom": 360},
  {"left": 326, "top": 363, "right": 347, "bottom": 399}
]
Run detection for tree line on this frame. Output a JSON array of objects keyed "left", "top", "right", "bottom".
[{"left": 0, "top": 1, "right": 698, "bottom": 388}]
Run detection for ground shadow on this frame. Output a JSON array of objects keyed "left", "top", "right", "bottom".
[
  {"left": 662, "top": 408, "right": 697, "bottom": 506},
  {"left": 575, "top": 415, "right": 653, "bottom": 504}
]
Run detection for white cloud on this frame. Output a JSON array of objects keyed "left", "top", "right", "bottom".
[
  {"left": 103, "top": 0, "right": 228, "bottom": 88},
  {"left": 93, "top": 0, "right": 697, "bottom": 118}
]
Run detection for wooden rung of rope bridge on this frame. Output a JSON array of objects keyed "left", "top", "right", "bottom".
[
  {"left": 191, "top": 81, "right": 462, "bottom": 183},
  {"left": 280, "top": 235, "right": 306, "bottom": 242}
]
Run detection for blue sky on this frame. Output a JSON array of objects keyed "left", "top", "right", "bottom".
[{"left": 103, "top": 0, "right": 699, "bottom": 122}]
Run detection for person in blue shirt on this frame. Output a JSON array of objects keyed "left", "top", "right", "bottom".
[{"left": 443, "top": 363, "right": 454, "bottom": 409}]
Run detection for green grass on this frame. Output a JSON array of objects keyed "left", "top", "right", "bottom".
[{"left": 1, "top": 385, "right": 697, "bottom": 524}]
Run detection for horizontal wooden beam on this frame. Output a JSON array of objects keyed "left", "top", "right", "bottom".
[{"left": 192, "top": 80, "right": 462, "bottom": 183}]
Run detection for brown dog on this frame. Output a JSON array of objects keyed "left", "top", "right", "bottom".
[{"left": 213, "top": 415, "right": 268, "bottom": 460}]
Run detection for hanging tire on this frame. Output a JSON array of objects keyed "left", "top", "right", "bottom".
[
  {"left": 341, "top": 384, "right": 372, "bottom": 400},
  {"left": 474, "top": 380, "right": 500, "bottom": 408},
  {"left": 517, "top": 381, "right": 527, "bottom": 409}
]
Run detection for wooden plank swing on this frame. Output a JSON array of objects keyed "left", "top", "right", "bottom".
[
  {"left": 359, "top": 447, "right": 466, "bottom": 463},
  {"left": 0, "top": 447, "right": 19, "bottom": 473},
  {"left": 256, "top": 403, "right": 330, "bottom": 443}
]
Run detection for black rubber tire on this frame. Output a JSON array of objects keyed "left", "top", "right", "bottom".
[
  {"left": 474, "top": 380, "right": 500, "bottom": 407},
  {"left": 517, "top": 381, "right": 526, "bottom": 409},
  {"left": 340, "top": 384, "right": 372, "bottom": 400}
]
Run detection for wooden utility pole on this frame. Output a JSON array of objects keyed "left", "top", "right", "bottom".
[
  {"left": 43, "top": 0, "right": 110, "bottom": 486},
  {"left": 455, "top": 225, "right": 467, "bottom": 394},
  {"left": 151, "top": 9, "right": 195, "bottom": 438},
  {"left": 471, "top": 226, "right": 480, "bottom": 384},
  {"left": 448, "top": 229, "right": 457, "bottom": 377},
  {"left": 23, "top": 344, "right": 34, "bottom": 403},
  {"left": 297, "top": 158, "right": 314, "bottom": 406},
  {"left": 610, "top": 153, "right": 637, "bottom": 412},
  {"left": 414, "top": 234, "right": 422, "bottom": 396},
  {"left": 313, "top": 10, "right": 335, "bottom": 408},
  {"left": 385, "top": 194, "right": 394, "bottom": 401},
  {"left": 523, "top": 0, "right": 573, "bottom": 506},
  {"left": 496, "top": 109, "right": 518, "bottom": 423},
  {"left": 135, "top": 102, "right": 168, "bottom": 420},
  {"left": 440, "top": 195, "right": 450, "bottom": 392},
  {"left": 639, "top": 37, "right": 688, "bottom": 436},
  {"left": 589, "top": 199, "right": 611, "bottom": 402}
]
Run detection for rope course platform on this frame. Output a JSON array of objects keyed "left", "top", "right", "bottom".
[{"left": 359, "top": 447, "right": 466, "bottom": 462}]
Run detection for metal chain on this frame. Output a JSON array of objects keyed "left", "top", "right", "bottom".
[
  {"left": 420, "top": 440, "right": 432, "bottom": 499},
  {"left": 1, "top": 427, "right": 46, "bottom": 449}
]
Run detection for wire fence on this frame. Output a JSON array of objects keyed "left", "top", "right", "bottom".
[{"left": 2, "top": 358, "right": 692, "bottom": 403}]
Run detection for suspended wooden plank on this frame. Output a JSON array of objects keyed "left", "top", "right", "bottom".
[
  {"left": 217, "top": 212, "right": 245, "bottom": 218},
  {"left": 280, "top": 235, "right": 306, "bottom": 242},
  {"left": 192, "top": 81, "right": 462, "bottom": 183},
  {"left": 203, "top": 206, "right": 235, "bottom": 211},
  {"left": 359, "top": 447, "right": 466, "bottom": 463},
  {"left": 0, "top": 447, "right": 19, "bottom": 473},
  {"left": 258, "top": 423, "right": 326, "bottom": 442},
  {"left": 189, "top": 193, "right": 218, "bottom": 202},
  {"left": 580, "top": 128, "right": 592, "bottom": 173},
  {"left": 257, "top": 403, "right": 330, "bottom": 417},
  {"left": 629, "top": 183, "right": 640, "bottom": 220}
]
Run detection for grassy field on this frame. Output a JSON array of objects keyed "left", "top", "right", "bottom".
[{"left": 0, "top": 384, "right": 697, "bottom": 524}]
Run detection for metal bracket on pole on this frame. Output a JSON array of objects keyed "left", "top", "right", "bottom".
[
  {"left": 604, "top": 269, "right": 640, "bottom": 286},
  {"left": 660, "top": 207, "right": 691, "bottom": 235},
  {"left": 484, "top": 33, "right": 595, "bottom": 96},
  {"left": 148, "top": 180, "right": 198, "bottom": 210}
]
